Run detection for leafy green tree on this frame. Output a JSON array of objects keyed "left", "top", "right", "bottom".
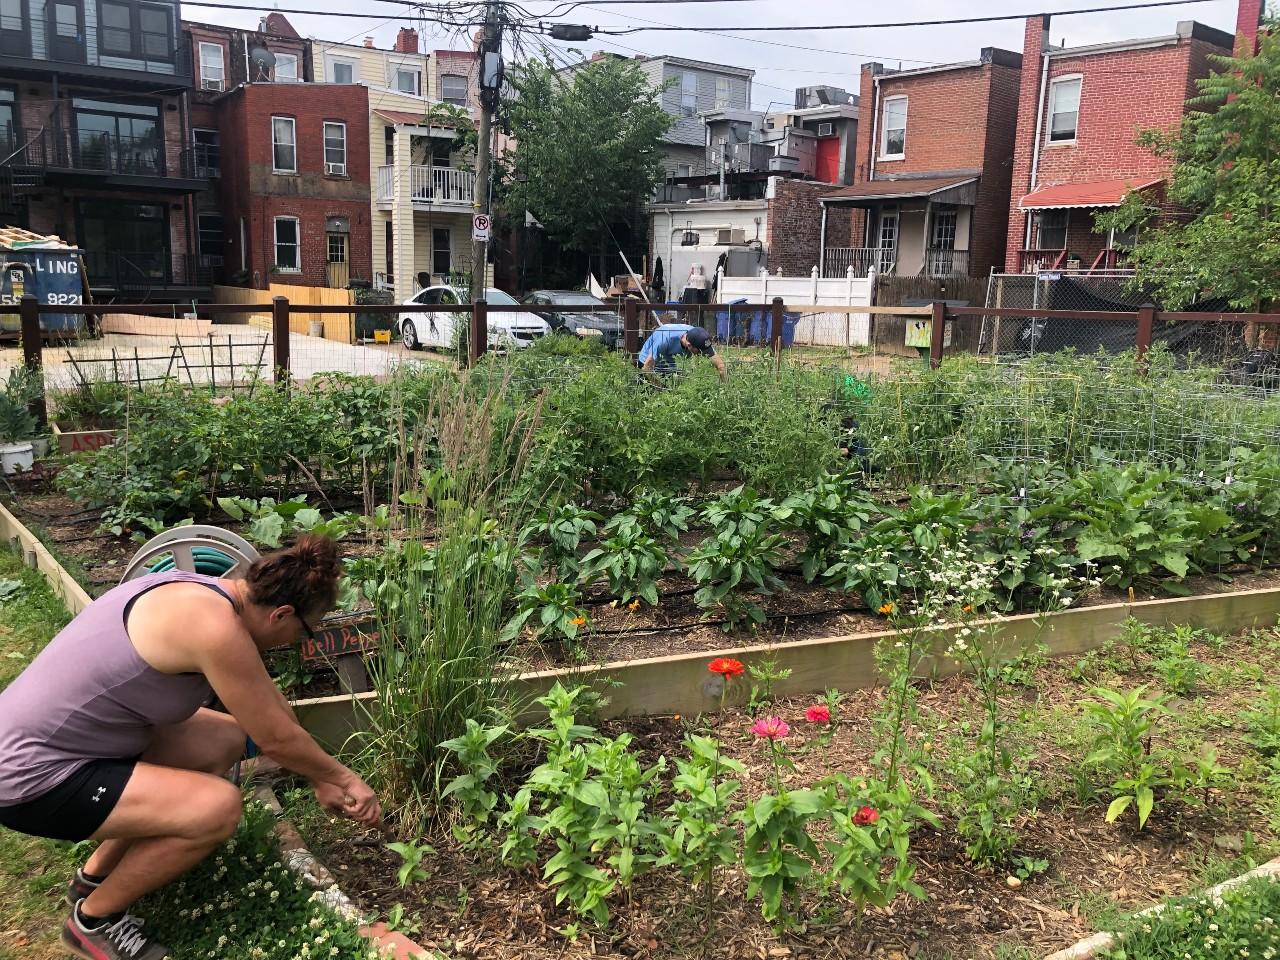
[
  {"left": 504, "top": 54, "right": 672, "bottom": 280},
  {"left": 1099, "top": 24, "right": 1280, "bottom": 309}
]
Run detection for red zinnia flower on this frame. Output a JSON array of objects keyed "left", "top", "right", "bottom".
[
  {"left": 708, "top": 657, "right": 745, "bottom": 679},
  {"left": 805, "top": 704, "right": 831, "bottom": 724},
  {"left": 751, "top": 716, "right": 790, "bottom": 740},
  {"left": 853, "top": 805, "right": 879, "bottom": 826}
]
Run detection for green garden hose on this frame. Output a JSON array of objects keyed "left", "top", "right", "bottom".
[{"left": 148, "top": 546, "right": 239, "bottom": 576}]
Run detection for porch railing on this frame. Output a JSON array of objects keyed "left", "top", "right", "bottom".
[
  {"left": 83, "top": 253, "right": 217, "bottom": 291},
  {"left": 375, "top": 164, "right": 476, "bottom": 204},
  {"left": 823, "top": 247, "right": 892, "bottom": 279},
  {"left": 6, "top": 126, "right": 201, "bottom": 179},
  {"left": 1018, "top": 248, "right": 1068, "bottom": 273},
  {"left": 925, "top": 247, "right": 970, "bottom": 277}
]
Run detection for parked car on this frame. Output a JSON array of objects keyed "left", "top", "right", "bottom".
[
  {"left": 399, "top": 286, "right": 550, "bottom": 351},
  {"left": 524, "top": 290, "right": 624, "bottom": 349}
]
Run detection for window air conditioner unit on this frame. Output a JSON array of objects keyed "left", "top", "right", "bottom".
[
  {"left": 716, "top": 228, "right": 746, "bottom": 245},
  {"left": 817, "top": 121, "right": 834, "bottom": 137},
  {"left": 201, "top": 78, "right": 224, "bottom": 92},
  {"left": 325, "top": 162, "right": 347, "bottom": 176}
]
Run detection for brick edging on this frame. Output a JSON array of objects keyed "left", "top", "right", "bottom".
[
  {"left": 1043, "top": 855, "right": 1280, "bottom": 960},
  {"left": 252, "top": 782, "right": 431, "bottom": 960}
]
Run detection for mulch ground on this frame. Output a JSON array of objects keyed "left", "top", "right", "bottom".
[{"left": 289, "top": 626, "right": 1280, "bottom": 960}]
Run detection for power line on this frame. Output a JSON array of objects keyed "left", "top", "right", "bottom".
[
  {"left": 182, "top": 0, "right": 484, "bottom": 21},
  {"left": 594, "top": 0, "right": 1222, "bottom": 34}
]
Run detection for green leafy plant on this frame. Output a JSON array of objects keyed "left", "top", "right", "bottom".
[
  {"left": 386, "top": 839, "right": 435, "bottom": 887},
  {"left": 700, "top": 485, "right": 789, "bottom": 538},
  {"left": 624, "top": 489, "right": 695, "bottom": 543},
  {"left": 1241, "top": 687, "right": 1280, "bottom": 758},
  {"left": 781, "top": 471, "right": 876, "bottom": 582},
  {"left": 439, "top": 719, "right": 508, "bottom": 845},
  {"left": 579, "top": 524, "right": 667, "bottom": 607},
  {"left": 686, "top": 527, "right": 785, "bottom": 631},
  {"left": 1083, "top": 686, "right": 1176, "bottom": 829},
  {"left": 519, "top": 503, "right": 603, "bottom": 579},
  {"left": 502, "top": 577, "right": 589, "bottom": 647},
  {"left": 746, "top": 655, "right": 792, "bottom": 714}
]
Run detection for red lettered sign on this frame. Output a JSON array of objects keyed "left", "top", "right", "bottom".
[{"left": 300, "top": 614, "right": 381, "bottom": 663}]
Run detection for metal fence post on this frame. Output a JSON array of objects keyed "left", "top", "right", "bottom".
[
  {"left": 623, "top": 299, "right": 639, "bottom": 355},
  {"left": 19, "top": 296, "right": 47, "bottom": 426},
  {"left": 1136, "top": 302, "right": 1155, "bottom": 374},
  {"left": 271, "top": 296, "right": 291, "bottom": 383},
  {"left": 929, "top": 300, "right": 947, "bottom": 369},
  {"left": 469, "top": 298, "right": 488, "bottom": 366}
]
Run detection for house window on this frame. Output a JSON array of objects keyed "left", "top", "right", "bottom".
[
  {"left": 198, "top": 212, "right": 225, "bottom": 260},
  {"left": 274, "top": 216, "right": 300, "bottom": 271},
  {"left": 714, "top": 76, "right": 730, "bottom": 109},
  {"left": 138, "top": 4, "right": 169, "bottom": 59},
  {"left": 880, "top": 95, "right": 907, "bottom": 159},
  {"left": 931, "top": 208, "right": 957, "bottom": 250},
  {"left": 271, "top": 115, "right": 295, "bottom": 173},
  {"left": 98, "top": 1, "right": 173, "bottom": 61},
  {"left": 72, "top": 97, "right": 161, "bottom": 175},
  {"left": 323, "top": 121, "right": 346, "bottom": 174},
  {"left": 675, "top": 162, "right": 692, "bottom": 178},
  {"left": 1037, "top": 209, "right": 1069, "bottom": 249},
  {"left": 680, "top": 71, "right": 697, "bottom": 117},
  {"left": 384, "top": 220, "right": 393, "bottom": 280},
  {"left": 432, "top": 227, "right": 451, "bottom": 276},
  {"left": 275, "top": 52, "right": 299, "bottom": 82},
  {"left": 0, "top": 88, "right": 15, "bottom": 152},
  {"left": 198, "top": 42, "right": 224, "bottom": 91},
  {"left": 0, "top": 0, "right": 30, "bottom": 58},
  {"left": 440, "top": 73, "right": 468, "bottom": 105},
  {"left": 327, "top": 232, "right": 347, "bottom": 263},
  {"left": 394, "top": 67, "right": 420, "bottom": 95},
  {"left": 328, "top": 57, "right": 355, "bottom": 84},
  {"left": 1048, "top": 76, "right": 1081, "bottom": 143},
  {"left": 99, "top": 1, "right": 133, "bottom": 55},
  {"left": 193, "top": 127, "right": 219, "bottom": 176}
]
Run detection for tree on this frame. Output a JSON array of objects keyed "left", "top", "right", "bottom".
[
  {"left": 504, "top": 54, "right": 672, "bottom": 282},
  {"left": 1099, "top": 23, "right": 1280, "bottom": 310}
]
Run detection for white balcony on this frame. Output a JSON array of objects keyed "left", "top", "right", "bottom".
[{"left": 376, "top": 165, "right": 476, "bottom": 208}]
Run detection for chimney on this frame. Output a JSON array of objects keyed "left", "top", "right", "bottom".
[
  {"left": 1236, "top": 0, "right": 1264, "bottom": 56},
  {"left": 263, "top": 12, "right": 300, "bottom": 38},
  {"left": 395, "top": 27, "right": 419, "bottom": 53},
  {"left": 363, "top": 36, "right": 375, "bottom": 48}
]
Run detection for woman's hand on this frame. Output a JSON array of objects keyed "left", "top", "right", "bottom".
[{"left": 314, "top": 772, "right": 381, "bottom": 827}]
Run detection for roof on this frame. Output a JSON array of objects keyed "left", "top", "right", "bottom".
[
  {"left": 0, "top": 226, "right": 77, "bottom": 251},
  {"left": 1046, "top": 20, "right": 1232, "bottom": 59},
  {"left": 637, "top": 54, "right": 754, "bottom": 79},
  {"left": 822, "top": 176, "right": 978, "bottom": 204},
  {"left": 374, "top": 108, "right": 468, "bottom": 128},
  {"left": 1019, "top": 177, "right": 1163, "bottom": 210},
  {"left": 869, "top": 47, "right": 1022, "bottom": 81}
]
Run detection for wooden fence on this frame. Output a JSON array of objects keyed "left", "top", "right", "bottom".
[{"left": 211, "top": 283, "right": 356, "bottom": 343}]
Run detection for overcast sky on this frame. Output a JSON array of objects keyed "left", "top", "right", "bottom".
[{"left": 189, "top": 0, "right": 1242, "bottom": 109}]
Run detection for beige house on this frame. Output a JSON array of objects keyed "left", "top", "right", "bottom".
[{"left": 309, "top": 31, "right": 486, "bottom": 302}]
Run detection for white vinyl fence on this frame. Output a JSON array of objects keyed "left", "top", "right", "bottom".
[{"left": 718, "top": 266, "right": 873, "bottom": 347}]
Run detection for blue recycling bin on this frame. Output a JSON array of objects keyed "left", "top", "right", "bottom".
[
  {"left": 716, "top": 299, "right": 750, "bottom": 340},
  {"left": 747, "top": 311, "right": 799, "bottom": 348}
]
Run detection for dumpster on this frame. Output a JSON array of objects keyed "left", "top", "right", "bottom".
[{"left": 0, "top": 229, "right": 86, "bottom": 338}]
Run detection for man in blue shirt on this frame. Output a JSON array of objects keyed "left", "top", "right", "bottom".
[{"left": 637, "top": 324, "right": 727, "bottom": 381}]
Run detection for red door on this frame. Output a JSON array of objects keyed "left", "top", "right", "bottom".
[{"left": 815, "top": 138, "right": 841, "bottom": 183}]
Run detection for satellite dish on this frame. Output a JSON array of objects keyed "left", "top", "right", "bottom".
[{"left": 249, "top": 46, "right": 276, "bottom": 81}]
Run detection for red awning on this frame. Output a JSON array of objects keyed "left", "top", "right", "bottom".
[{"left": 1019, "top": 177, "right": 1163, "bottom": 210}]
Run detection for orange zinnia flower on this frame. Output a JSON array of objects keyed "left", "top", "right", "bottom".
[
  {"left": 708, "top": 657, "right": 745, "bottom": 678},
  {"left": 569, "top": 616, "right": 587, "bottom": 627},
  {"left": 878, "top": 602, "right": 896, "bottom": 615}
]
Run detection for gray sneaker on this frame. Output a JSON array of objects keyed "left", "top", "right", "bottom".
[
  {"left": 61, "top": 907, "right": 170, "bottom": 960},
  {"left": 66, "top": 868, "right": 102, "bottom": 906}
]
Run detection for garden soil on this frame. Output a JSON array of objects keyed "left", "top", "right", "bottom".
[{"left": 290, "top": 628, "right": 1280, "bottom": 960}]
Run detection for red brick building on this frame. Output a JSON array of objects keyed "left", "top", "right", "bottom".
[
  {"left": 210, "top": 81, "right": 372, "bottom": 288},
  {"left": 1005, "top": 16, "right": 1235, "bottom": 273},
  {"left": 818, "top": 47, "right": 1022, "bottom": 279}
]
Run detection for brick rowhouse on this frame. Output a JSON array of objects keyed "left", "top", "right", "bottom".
[
  {"left": 215, "top": 82, "right": 372, "bottom": 288},
  {"left": 1004, "top": 15, "right": 1234, "bottom": 272},
  {"left": 819, "top": 47, "right": 1021, "bottom": 279}
]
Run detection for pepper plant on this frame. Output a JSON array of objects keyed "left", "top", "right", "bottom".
[
  {"left": 686, "top": 526, "right": 786, "bottom": 631},
  {"left": 579, "top": 524, "right": 668, "bottom": 607}
]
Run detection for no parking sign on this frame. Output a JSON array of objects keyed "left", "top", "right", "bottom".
[{"left": 472, "top": 213, "right": 491, "bottom": 242}]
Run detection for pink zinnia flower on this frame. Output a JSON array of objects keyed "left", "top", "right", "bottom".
[
  {"left": 751, "top": 716, "right": 790, "bottom": 740},
  {"left": 853, "top": 806, "right": 879, "bottom": 826},
  {"left": 805, "top": 704, "right": 831, "bottom": 724}
]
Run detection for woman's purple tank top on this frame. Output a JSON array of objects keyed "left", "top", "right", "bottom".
[{"left": 0, "top": 571, "right": 231, "bottom": 806}]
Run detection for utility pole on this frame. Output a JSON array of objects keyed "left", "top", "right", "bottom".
[{"left": 469, "top": 0, "right": 502, "bottom": 310}]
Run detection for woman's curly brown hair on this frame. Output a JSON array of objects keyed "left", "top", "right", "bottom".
[{"left": 244, "top": 534, "right": 341, "bottom": 618}]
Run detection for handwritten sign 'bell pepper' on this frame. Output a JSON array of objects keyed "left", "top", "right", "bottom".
[{"left": 301, "top": 614, "right": 381, "bottom": 663}]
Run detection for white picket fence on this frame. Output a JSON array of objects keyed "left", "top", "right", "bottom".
[{"left": 717, "top": 266, "right": 874, "bottom": 347}]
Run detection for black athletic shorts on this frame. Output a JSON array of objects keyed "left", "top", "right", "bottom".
[{"left": 0, "top": 758, "right": 137, "bottom": 842}]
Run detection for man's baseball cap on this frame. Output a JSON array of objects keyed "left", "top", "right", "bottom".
[{"left": 685, "top": 327, "right": 712, "bottom": 353}]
